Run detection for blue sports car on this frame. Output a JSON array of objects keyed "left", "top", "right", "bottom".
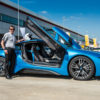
[{"left": 0, "top": 17, "right": 100, "bottom": 80}]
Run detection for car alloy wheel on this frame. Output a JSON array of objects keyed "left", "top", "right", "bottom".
[
  {"left": 0, "top": 57, "right": 5, "bottom": 76},
  {"left": 69, "top": 56, "right": 95, "bottom": 80}
]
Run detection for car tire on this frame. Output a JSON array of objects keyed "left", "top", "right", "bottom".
[
  {"left": 0, "top": 57, "right": 5, "bottom": 76},
  {"left": 68, "top": 56, "right": 95, "bottom": 80}
]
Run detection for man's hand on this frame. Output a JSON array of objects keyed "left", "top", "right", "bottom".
[
  {"left": 16, "top": 39, "right": 24, "bottom": 43},
  {"left": 4, "top": 50, "right": 8, "bottom": 54}
]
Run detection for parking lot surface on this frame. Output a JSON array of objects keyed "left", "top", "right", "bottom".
[{"left": 0, "top": 73, "right": 100, "bottom": 100}]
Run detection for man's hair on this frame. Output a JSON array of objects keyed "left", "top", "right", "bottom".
[{"left": 9, "top": 25, "right": 15, "bottom": 30}]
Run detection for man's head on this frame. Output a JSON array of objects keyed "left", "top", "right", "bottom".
[{"left": 9, "top": 25, "right": 15, "bottom": 34}]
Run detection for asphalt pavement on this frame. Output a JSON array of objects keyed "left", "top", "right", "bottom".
[{"left": 0, "top": 73, "right": 100, "bottom": 100}]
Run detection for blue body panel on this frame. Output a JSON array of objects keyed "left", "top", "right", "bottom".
[
  {"left": 0, "top": 27, "right": 100, "bottom": 77},
  {"left": 0, "top": 46, "right": 100, "bottom": 76}
]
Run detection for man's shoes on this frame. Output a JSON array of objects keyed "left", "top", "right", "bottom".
[{"left": 5, "top": 75, "right": 12, "bottom": 79}]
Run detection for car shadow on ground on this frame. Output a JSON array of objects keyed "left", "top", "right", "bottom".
[
  {"left": 14, "top": 72, "right": 72, "bottom": 80},
  {"left": 12, "top": 73, "right": 100, "bottom": 81},
  {"left": 93, "top": 76, "right": 100, "bottom": 80}
]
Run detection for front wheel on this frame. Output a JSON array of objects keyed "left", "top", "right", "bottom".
[
  {"left": 68, "top": 56, "right": 95, "bottom": 80},
  {"left": 0, "top": 57, "right": 5, "bottom": 76}
]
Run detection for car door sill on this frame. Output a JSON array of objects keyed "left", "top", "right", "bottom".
[
  {"left": 23, "top": 59, "right": 60, "bottom": 68},
  {"left": 33, "top": 61, "right": 60, "bottom": 68}
]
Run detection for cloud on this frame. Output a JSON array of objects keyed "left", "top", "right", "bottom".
[
  {"left": 86, "top": 30, "right": 89, "bottom": 33},
  {"left": 62, "top": 16, "right": 67, "bottom": 21},
  {"left": 77, "top": 26, "right": 81, "bottom": 28},
  {"left": 79, "top": 13, "right": 83, "bottom": 16},
  {"left": 62, "top": 15, "right": 81, "bottom": 23},
  {"left": 41, "top": 11, "right": 48, "bottom": 14},
  {"left": 70, "top": 16, "right": 81, "bottom": 20}
]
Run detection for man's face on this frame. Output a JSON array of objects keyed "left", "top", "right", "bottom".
[{"left": 9, "top": 27, "right": 15, "bottom": 34}]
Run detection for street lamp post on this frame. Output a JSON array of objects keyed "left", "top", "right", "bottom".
[{"left": 18, "top": 0, "right": 19, "bottom": 40}]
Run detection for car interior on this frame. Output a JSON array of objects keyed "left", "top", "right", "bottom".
[
  {"left": 21, "top": 41, "right": 65, "bottom": 67},
  {"left": 20, "top": 17, "right": 66, "bottom": 67}
]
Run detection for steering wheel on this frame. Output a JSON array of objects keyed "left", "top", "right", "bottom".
[{"left": 40, "top": 46, "right": 55, "bottom": 58}]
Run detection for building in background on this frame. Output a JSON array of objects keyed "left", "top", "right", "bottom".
[{"left": 0, "top": 0, "right": 97, "bottom": 47}]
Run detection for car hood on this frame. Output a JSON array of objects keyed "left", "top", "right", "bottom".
[{"left": 67, "top": 48, "right": 100, "bottom": 58}]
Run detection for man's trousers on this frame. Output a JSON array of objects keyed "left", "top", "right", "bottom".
[{"left": 5, "top": 47, "right": 16, "bottom": 76}]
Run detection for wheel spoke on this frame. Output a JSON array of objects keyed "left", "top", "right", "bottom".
[
  {"left": 83, "top": 64, "right": 92, "bottom": 71},
  {"left": 78, "top": 58, "right": 84, "bottom": 66},
  {"left": 0, "top": 66, "right": 3, "bottom": 72},
  {"left": 71, "top": 63, "right": 79, "bottom": 69},
  {"left": 81, "top": 70, "right": 88, "bottom": 77},
  {"left": 0, "top": 62, "right": 3, "bottom": 66},
  {"left": 0, "top": 62, "right": 4, "bottom": 73},
  {"left": 73, "top": 70, "right": 80, "bottom": 77}
]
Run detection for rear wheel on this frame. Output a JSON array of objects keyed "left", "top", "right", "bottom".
[
  {"left": 0, "top": 57, "right": 5, "bottom": 76},
  {"left": 69, "top": 56, "right": 95, "bottom": 80}
]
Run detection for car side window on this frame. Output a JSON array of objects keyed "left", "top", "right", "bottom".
[
  {"left": 43, "top": 28, "right": 56, "bottom": 38},
  {"left": 58, "top": 35, "right": 72, "bottom": 47}
]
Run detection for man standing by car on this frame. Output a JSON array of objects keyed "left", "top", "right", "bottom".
[{"left": 1, "top": 25, "right": 24, "bottom": 79}]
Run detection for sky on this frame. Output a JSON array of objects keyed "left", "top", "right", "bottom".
[{"left": 10, "top": 0, "right": 100, "bottom": 41}]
